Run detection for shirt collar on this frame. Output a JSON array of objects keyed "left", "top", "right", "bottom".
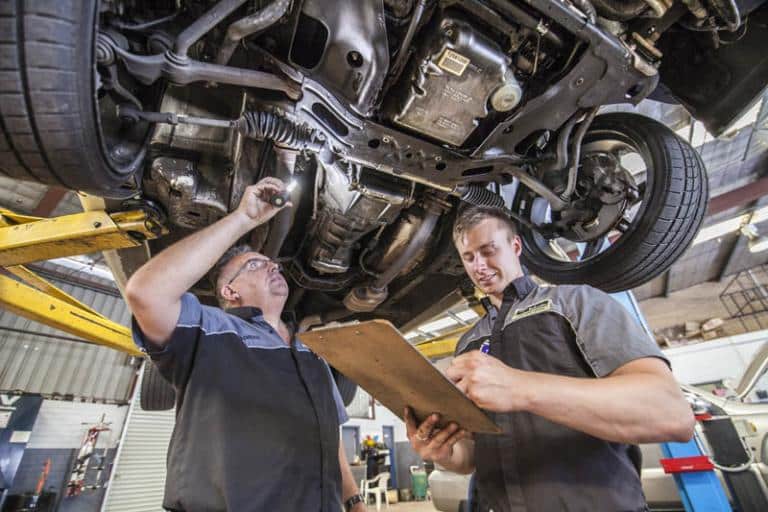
[
  {"left": 224, "top": 306, "right": 297, "bottom": 329},
  {"left": 502, "top": 275, "right": 537, "bottom": 302},
  {"left": 225, "top": 306, "right": 264, "bottom": 322}
]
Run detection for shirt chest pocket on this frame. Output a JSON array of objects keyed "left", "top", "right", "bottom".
[
  {"left": 240, "top": 333, "right": 270, "bottom": 348},
  {"left": 238, "top": 324, "right": 287, "bottom": 349},
  {"left": 500, "top": 314, "right": 587, "bottom": 377}
]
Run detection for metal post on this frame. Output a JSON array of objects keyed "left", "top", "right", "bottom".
[
  {"left": 660, "top": 439, "right": 732, "bottom": 512},
  {"left": 616, "top": 291, "right": 732, "bottom": 511}
]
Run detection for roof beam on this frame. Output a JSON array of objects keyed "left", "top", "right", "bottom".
[
  {"left": 31, "top": 186, "right": 68, "bottom": 217},
  {"left": 707, "top": 176, "right": 768, "bottom": 217}
]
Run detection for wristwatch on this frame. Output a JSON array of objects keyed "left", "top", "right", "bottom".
[{"left": 344, "top": 493, "right": 364, "bottom": 511}]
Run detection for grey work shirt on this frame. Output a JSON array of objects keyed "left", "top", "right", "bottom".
[
  {"left": 456, "top": 276, "right": 667, "bottom": 512},
  {"left": 132, "top": 293, "right": 348, "bottom": 512}
]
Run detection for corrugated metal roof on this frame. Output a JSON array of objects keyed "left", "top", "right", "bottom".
[{"left": 0, "top": 264, "right": 140, "bottom": 402}]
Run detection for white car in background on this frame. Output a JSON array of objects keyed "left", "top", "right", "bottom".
[{"left": 429, "top": 469, "right": 472, "bottom": 512}]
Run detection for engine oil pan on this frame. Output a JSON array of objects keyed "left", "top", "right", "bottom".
[{"left": 390, "top": 16, "right": 521, "bottom": 146}]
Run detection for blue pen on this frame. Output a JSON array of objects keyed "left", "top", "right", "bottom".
[{"left": 480, "top": 339, "right": 490, "bottom": 354}]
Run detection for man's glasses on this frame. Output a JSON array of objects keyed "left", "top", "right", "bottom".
[{"left": 227, "top": 257, "right": 283, "bottom": 285}]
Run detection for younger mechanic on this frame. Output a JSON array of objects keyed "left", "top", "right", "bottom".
[{"left": 406, "top": 206, "right": 694, "bottom": 511}]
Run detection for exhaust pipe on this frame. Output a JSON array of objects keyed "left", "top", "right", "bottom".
[{"left": 344, "top": 198, "right": 444, "bottom": 312}]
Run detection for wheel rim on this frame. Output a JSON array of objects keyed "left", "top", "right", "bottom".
[
  {"left": 521, "top": 129, "right": 654, "bottom": 268},
  {"left": 93, "top": 21, "right": 155, "bottom": 189},
  {"left": 96, "top": 90, "right": 150, "bottom": 172}
]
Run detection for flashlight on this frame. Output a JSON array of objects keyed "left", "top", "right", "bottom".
[{"left": 269, "top": 179, "right": 297, "bottom": 207}]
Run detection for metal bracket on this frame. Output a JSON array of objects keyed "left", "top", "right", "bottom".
[
  {"left": 0, "top": 208, "right": 167, "bottom": 267},
  {"left": 106, "top": 42, "right": 302, "bottom": 100}
]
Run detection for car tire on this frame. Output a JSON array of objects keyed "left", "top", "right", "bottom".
[
  {"left": 516, "top": 113, "right": 709, "bottom": 292},
  {"left": 0, "top": 0, "right": 146, "bottom": 197},
  {"left": 140, "top": 361, "right": 176, "bottom": 411}
]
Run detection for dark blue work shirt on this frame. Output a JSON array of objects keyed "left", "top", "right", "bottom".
[{"left": 132, "top": 293, "right": 348, "bottom": 512}]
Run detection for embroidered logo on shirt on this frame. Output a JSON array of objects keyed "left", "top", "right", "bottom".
[{"left": 510, "top": 299, "right": 552, "bottom": 322}]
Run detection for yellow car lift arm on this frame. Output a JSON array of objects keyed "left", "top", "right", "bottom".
[
  {"left": 0, "top": 207, "right": 165, "bottom": 356},
  {"left": 413, "top": 293, "right": 487, "bottom": 359},
  {"left": 0, "top": 208, "right": 164, "bottom": 267},
  {"left": 415, "top": 325, "right": 471, "bottom": 359},
  {"left": 0, "top": 273, "right": 141, "bottom": 356}
]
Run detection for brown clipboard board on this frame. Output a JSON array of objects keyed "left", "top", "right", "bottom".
[{"left": 298, "top": 319, "right": 501, "bottom": 434}]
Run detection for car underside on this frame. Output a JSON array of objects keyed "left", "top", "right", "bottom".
[{"left": 2, "top": 0, "right": 767, "bottom": 329}]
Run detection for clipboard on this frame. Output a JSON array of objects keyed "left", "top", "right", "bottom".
[{"left": 298, "top": 319, "right": 501, "bottom": 434}]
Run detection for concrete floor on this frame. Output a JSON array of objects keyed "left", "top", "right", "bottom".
[{"left": 368, "top": 500, "right": 437, "bottom": 511}]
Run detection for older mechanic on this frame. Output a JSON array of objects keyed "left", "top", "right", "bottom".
[
  {"left": 406, "top": 205, "right": 695, "bottom": 511},
  {"left": 126, "top": 177, "right": 365, "bottom": 512}
]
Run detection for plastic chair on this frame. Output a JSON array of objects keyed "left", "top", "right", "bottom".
[{"left": 362, "top": 471, "right": 390, "bottom": 510}]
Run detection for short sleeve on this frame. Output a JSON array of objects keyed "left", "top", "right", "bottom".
[
  {"left": 565, "top": 286, "right": 669, "bottom": 377},
  {"left": 323, "top": 363, "right": 349, "bottom": 424},
  {"left": 131, "top": 292, "right": 205, "bottom": 389}
]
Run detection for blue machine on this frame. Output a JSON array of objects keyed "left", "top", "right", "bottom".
[
  {"left": 660, "top": 439, "right": 732, "bottom": 512},
  {"left": 617, "top": 291, "right": 731, "bottom": 512}
]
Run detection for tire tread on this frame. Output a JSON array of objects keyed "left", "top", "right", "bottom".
[
  {"left": 0, "top": 0, "right": 139, "bottom": 196},
  {"left": 521, "top": 113, "right": 709, "bottom": 292}
]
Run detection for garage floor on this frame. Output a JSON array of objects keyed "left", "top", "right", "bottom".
[{"left": 377, "top": 500, "right": 437, "bottom": 511}]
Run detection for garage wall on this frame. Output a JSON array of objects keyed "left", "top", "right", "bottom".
[
  {"left": 102, "top": 365, "right": 175, "bottom": 512},
  {"left": 26, "top": 400, "right": 127, "bottom": 450},
  {"left": 9, "top": 399, "right": 128, "bottom": 512},
  {"left": 345, "top": 399, "right": 420, "bottom": 491},
  {"left": 0, "top": 260, "right": 149, "bottom": 509},
  {"left": 345, "top": 403, "right": 408, "bottom": 444},
  {"left": 0, "top": 262, "right": 139, "bottom": 402},
  {"left": 346, "top": 386, "right": 374, "bottom": 419}
]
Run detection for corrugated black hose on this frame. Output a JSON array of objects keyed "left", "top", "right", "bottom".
[{"left": 235, "top": 111, "right": 323, "bottom": 151}]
